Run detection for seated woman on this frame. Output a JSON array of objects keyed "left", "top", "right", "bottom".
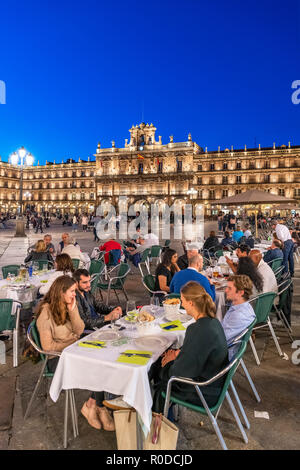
[
  {"left": 24, "top": 240, "right": 53, "bottom": 266},
  {"left": 154, "top": 249, "right": 180, "bottom": 295},
  {"left": 39, "top": 253, "right": 74, "bottom": 296},
  {"left": 36, "top": 275, "right": 115, "bottom": 431},
  {"left": 236, "top": 256, "right": 263, "bottom": 298},
  {"left": 152, "top": 281, "right": 229, "bottom": 413}
]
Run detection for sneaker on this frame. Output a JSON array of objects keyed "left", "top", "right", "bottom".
[{"left": 102, "top": 396, "right": 133, "bottom": 411}]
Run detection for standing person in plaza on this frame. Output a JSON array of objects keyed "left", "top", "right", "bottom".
[
  {"left": 217, "top": 211, "right": 223, "bottom": 232},
  {"left": 228, "top": 212, "right": 236, "bottom": 231},
  {"left": 36, "top": 275, "right": 115, "bottom": 431},
  {"left": 72, "top": 214, "right": 78, "bottom": 232},
  {"left": 271, "top": 220, "right": 294, "bottom": 276},
  {"left": 82, "top": 213, "right": 88, "bottom": 232},
  {"left": 35, "top": 213, "right": 43, "bottom": 234}
]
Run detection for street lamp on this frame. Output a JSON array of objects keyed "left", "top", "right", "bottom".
[
  {"left": 10, "top": 147, "right": 34, "bottom": 237},
  {"left": 187, "top": 187, "right": 198, "bottom": 200}
]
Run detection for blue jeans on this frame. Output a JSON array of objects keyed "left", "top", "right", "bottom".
[{"left": 283, "top": 239, "right": 294, "bottom": 275}]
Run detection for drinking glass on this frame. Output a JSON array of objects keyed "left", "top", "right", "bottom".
[
  {"left": 33, "top": 262, "right": 39, "bottom": 273},
  {"left": 126, "top": 300, "right": 136, "bottom": 330},
  {"left": 150, "top": 296, "right": 160, "bottom": 315}
]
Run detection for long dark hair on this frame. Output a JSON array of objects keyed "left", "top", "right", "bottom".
[
  {"left": 236, "top": 257, "right": 263, "bottom": 293},
  {"left": 36, "top": 275, "right": 77, "bottom": 326},
  {"left": 156, "top": 248, "right": 177, "bottom": 276}
]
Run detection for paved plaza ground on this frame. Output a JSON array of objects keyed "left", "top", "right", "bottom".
[{"left": 0, "top": 219, "right": 299, "bottom": 451}]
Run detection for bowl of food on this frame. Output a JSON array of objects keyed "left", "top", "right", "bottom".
[
  {"left": 162, "top": 298, "right": 181, "bottom": 320},
  {"left": 136, "top": 310, "right": 156, "bottom": 336}
]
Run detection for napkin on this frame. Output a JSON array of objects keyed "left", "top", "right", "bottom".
[
  {"left": 117, "top": 350, "right": 153, "bottom": 366},
  {"left": 159, "top": 320, "right": 186, "bottom": 332}
]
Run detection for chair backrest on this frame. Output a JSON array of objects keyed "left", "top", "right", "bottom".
[
  {"left": 271, "top": 257, "right": 283, "bottom": 272},
  {"left": 108, "top": 249, "right": 121, "bottom": 266},
  {"left": 2, "top": 265, "right": 20, "bottom": 279},
  {"left": 89, "top": 259, "right": 105, "bottom": 276},
  {"left": 90, "top": 273, "right": 101, "bottom": 294},
  {"left": 277, "top": 278, "right": 293, "bottom": 310},
  {"left": 164, "top": 240, "right": 171, "bottom": 248},
  {"left": 0, "top": 299, "right": 15, "bottom": 330},
  {"left": 110, "top": 263, "right": 130, "bottom": 288},
  {"left": 215, "top": 250, "right": 224, "bottom": 259},
  {"left": 35, "top": 260, "right": 51, "bottom": 271},
  {"left": 140, "top": 248, "right": 150, "bottom": 263},
  {"left": 150, "top": 245, "right": 162, "bottom": 257},
  {"left": 227, "top": 318, "right": 257, "bottom": 346},
  {"left": 28, "top": 319, "right": 46, "bottom": 362},
  {"left": 214, "top": 340, "right": 247, "bottom": 407},
  {"left": 143, "top": 274, "right": 156, "bottom": 292},
  {"left": 71, "top": 258, "right": 80, "bottom": 270},
  {"left": 250, "top": 291, "right": 276, "bottom": 324}
]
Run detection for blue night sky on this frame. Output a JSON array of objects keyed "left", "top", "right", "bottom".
[{"left": 0, "top": 0, "right": 299, "bottom": 165}]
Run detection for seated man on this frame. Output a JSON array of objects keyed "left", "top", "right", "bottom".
[
  {"left": 243, "top": 224, "right": 252, "bottom": 239},
  {"left": 221, "top": 231, "right": 234, "bottom": 248},
  {"left": 225, "top": 244, "right": 250, "bottom": 273},
  {"left": 222, "top": 275, "right": 256, "bottom": 356},
  {"left": 232, "top": 225, "right": 244, "bottom": 243},
  {"left": 177, "top": 243, "right": 200, "bottom": 270},
  {"left": 169, "top": 254, "right": 215, "bottom": 301},
  {"left": 57, "top": 232, "right": 79, "bottom": 255},
  {"left": 249, "top": 249, "right": 278, "bottom": 293},
  {"left": 73, "top": 269, "right": 122, "bottom": 330},
  {"left": 263, "top": 239, "right": 284, "bottom": 265},
  {"left": 44, "top": 234, "right": 56, "bottom": 256},
  {"left": 124, "top": 237, "right": 148, "bottom": 267}
]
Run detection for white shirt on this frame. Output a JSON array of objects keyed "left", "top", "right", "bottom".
[
  {"left": 143, "top": 233, "right": 159, "bottom": 247},
  {"left": 82, "top": 216, "right": 88, "bottom": 225},
  {"left": 257, "top": 259, "right": 278, "bottom": 294},
  {"left": 244, "top": 230, "right": 251, "bottom": 238},
  {"left": 39, "top": 270, "right": 73, "bottom": 295},
  {"left": 62, "top": 244, "right": 87, "bottom": 267},
  {"left": 275, "top": 223, "right": 292, "bottom": 242}
]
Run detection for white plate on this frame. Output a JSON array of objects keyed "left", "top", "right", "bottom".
[
  {"left": 134, "top": 335, "right": 171, "bottom": 351},
  {"left": 92, "top": 330, "right": 120, "bottom": 341}
]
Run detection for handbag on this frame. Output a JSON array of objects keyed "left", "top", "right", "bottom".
[{"left": 114, "top": 410, "right": 178, "bottom": 450}]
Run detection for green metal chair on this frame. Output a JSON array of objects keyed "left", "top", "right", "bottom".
[
  {"left": 98, "top": 262, "right": 131, "bottom": 305},
  {"left": 214, "top": 250, "right": 224, "bottom": 259},
  {"left": 227, "top": 319, "right": 261, "bottom": 403},
  {"left": 164, "top": 240, "right": 171, "bottom": 248},
  {"left": 0, "top": 299, "right": 22, "bottom": 367},
  {"left": 272, "top": 278, "right": 294, "bottom": 342},
  {"left": 162, "top": 341, "right": 249, "bottom": 450},
  {"left": 24, "top": 320, "right": 78, "bottom": 448},
  {"left": 33, "top": 260, "right": 53, "bottom": 271},
  {"left": 249, "top": 291, "right": 282, "bottom": 365},
  {"left": 2, "top": 265, "right": 20, "bottom": 279},
  {"left": 149, "top": 245, "right": 162, "bottom": 266},
  {"left": 270, "top": 257, "right": 283, "bottom": 273},
  {"left": 89, "top": 259, "right": 105, "bottom": 276},
  {"left": 138, "top": 248, "right": 151, "bottom": 277},
  {"left": 71, "top": 259, "right": 80, "bottom": 270},
  {"left": 142, "top": 274, "right": 167, "bottom": 300}
]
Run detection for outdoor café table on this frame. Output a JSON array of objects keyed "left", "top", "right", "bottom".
[
  {"left": 0, "top": 270, "right": 55, "bottom": 307},
  {"left": 49, "top": 307, "right": 194, "bottom": 441}
]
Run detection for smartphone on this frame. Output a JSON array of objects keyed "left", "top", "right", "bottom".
[{"left": 163, "top": 324, "right": 178, "bottom": 330}]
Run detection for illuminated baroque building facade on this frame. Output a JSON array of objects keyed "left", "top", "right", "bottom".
[{"left": 1, "top": 122, "right": 300, "bottom": 215}]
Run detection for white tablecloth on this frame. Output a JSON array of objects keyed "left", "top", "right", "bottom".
[
  {"left": 49, "top": 306, "right": 194, "bottom": 434},
  {"left": 215, "top": 290, "right": 226, "bottom": 321},
  {"left": 0, "top": 270, "right": 55, "bottom": 305}
]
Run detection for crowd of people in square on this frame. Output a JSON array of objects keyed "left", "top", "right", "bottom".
[{"left": 22, "top": 211, "right": 296, "bottom": 434}]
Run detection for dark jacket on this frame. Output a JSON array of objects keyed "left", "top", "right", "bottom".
[
  {"left": 24, "top": 251, "right": 53, "bottom": 265},
  {"left": 153, "top": 317, "right": 229, "bottom": 412},
  {"left": 76, "top": 290, "right": 113, "bottom": 330},
  {"left": 203, "top": 236, "right": 219, "bottom": 251}
]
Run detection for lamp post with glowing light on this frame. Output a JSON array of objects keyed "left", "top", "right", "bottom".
[{"left": 10, "top": 147, "right": 34, "bottom": 237}]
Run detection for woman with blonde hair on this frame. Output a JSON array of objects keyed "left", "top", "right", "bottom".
[
  {"left": 152, "top": 281, "right": 228, "bottom": 413},
  {"left": 24, "top": 240, "right": 53, "bottom": 265},
  {"left": 36, "top": 275, "right": 115, "bottom": 431},
  {"left": 39, "top": 253, "right": 74, "bottom": 296}
]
